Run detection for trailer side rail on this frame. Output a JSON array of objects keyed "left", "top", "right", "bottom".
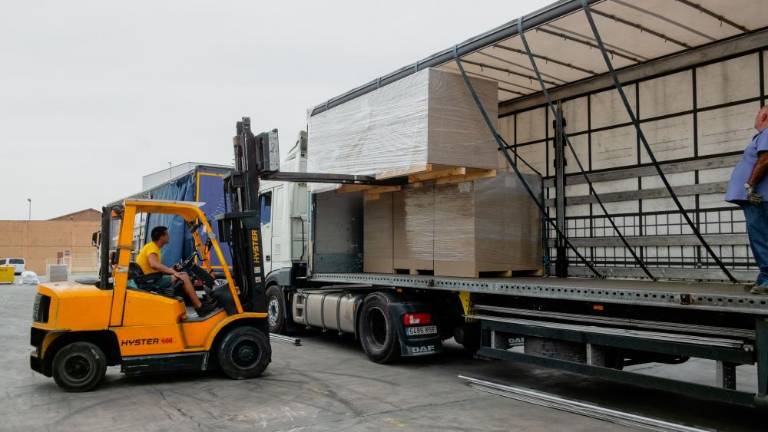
[{"left": 310, "top": 273, "right": 768, "bottom": 315}]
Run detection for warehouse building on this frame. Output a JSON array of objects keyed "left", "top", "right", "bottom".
[{"left": 0, "top": 209, "right": 101, "bottom": 275}]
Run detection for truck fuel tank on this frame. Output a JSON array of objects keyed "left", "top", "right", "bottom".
[{"left": 292, "top": 288, "right": 367, "bottom": 334}]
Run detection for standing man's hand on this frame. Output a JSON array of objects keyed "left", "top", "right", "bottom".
[{"left": 745, "top": 183, "right": 763, "bottom": 204}]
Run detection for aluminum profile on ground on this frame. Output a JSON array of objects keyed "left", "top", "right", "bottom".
[
  {"left": 459, "top": 375, "right": 711, "bottom": 432},
  {"left": 269, "top": 333, "right": 302, "bottom": 346}
]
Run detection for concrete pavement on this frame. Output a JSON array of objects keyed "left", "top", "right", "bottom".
[{"left": 0, "top": 283, "right": 763, "bottom": 431}]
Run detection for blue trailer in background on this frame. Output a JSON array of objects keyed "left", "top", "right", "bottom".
[{"left": 136, "top": 164, "right": 233, "bottom": 270}]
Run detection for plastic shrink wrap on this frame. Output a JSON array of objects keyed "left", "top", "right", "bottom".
[{"left": 307, "top": 68, "right": 498, "bottom": 186}]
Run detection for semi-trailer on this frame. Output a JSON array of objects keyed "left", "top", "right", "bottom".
[{"left": 255, "top": 0, "right": 768, "bottom": 408}]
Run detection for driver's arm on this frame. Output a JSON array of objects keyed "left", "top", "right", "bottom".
[{"left": 147, "top": 253, "right": 179, "bottom": 277}]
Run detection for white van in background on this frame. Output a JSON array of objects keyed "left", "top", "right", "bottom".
[{"left": 0, "top": 258, "right": 26, "bottom": 275}]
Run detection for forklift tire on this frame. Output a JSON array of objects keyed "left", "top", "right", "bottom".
[
  {"left": 265, "top": 285, "right": 286, "bottom": 334},
  {"left": 218, "top": 327, "right": 271, "bottom": 380},
  {"left": 52, "top": 342, "right": 107, "bottom": 392},
  {"left": 358, "top": 293, "right": 400, "bottom": 364}
]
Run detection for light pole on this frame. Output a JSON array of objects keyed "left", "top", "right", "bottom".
[{"left": 26, "top": 198, "right": 31, "bottom": 221}]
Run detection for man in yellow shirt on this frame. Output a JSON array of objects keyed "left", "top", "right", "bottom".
[{"left": 136, "top": 226, "right": 215, "bottom": 316}]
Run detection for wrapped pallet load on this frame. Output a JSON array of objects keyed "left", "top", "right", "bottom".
[
  {"left": 307, "top": 68, "right": 498, "bottom": 180},
  {"left": 433, "top": 172, "right": 542, "bottom": 277},
  {"left": 363, "top": 193, "right": 394, "bottom": 273},
  {"left": 393, "top": 186, "right": 435, "bottom": 274},
  {"left": 363, "top": 171, "right": 543, "bottom": 276},
  {"left": 309, "top": 65, "right": 541, "bottom": 276}
]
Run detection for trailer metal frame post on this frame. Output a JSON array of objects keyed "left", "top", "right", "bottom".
[
  {"left": 554, "top": 103, "right": 568, "bottom": 277},
  {"left": 577, "top": 0, "right": 736, "bottom": 283},
  {"left": 477, "top": 319, "right": 758, "bottom": 407},
  {"left": 515, "top": 17, "right": 652, "bottom": 280},
  {"left": 452, "top": 46, "right": 603, "bottom": 278},
  {"left": 491, "top": 330, "right": 510, "bottom": 350},
  {"left": 716, "top": 361, "right": 737, "bottom": 390},
  {"left": 757, "top": 318, "right": 768, "bottom": 397}
]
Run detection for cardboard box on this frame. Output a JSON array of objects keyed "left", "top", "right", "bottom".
[
  {"left": 393, "top": 186, "right": 435, "bottom": 273},
  {"left": 308, "top": 68, "right": 499, "bottom": 180},
  {"left": 362, "top": 172, "right": 542, "bottom": 277},
  {"left": 434, "top": 173, "right": 542, "bottom": 277},
  {"left": 363, "top": 193, "right": 394, "bottom": 273}
]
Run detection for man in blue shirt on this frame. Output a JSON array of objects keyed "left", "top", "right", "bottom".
[{"left": 725, "top": 106, "right": 768, "bottom": 294}]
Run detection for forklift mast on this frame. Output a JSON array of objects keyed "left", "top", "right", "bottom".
[
  {"left": 217, "top": 117, "right": 279, "bottom": 313},
  {"left": 217, "top": 117, "right": 406, "bottom": 311}
]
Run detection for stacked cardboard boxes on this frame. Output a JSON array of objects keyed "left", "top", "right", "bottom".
[
  {"left": 309, "top": 66, "right": 542, "bottom": 277},
  {"left": 308, "top": 68, "right": 499, "bottom": 181},
  {"left": 363, "top": 172, "right": 542, "bottom": 277},
  {"left": 363, "top": 193, "right": 394, "bottom": 273}
]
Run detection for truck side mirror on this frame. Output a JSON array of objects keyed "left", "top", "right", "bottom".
[{"left": 91, "top": 232, "right": 100, "bottom": 247}]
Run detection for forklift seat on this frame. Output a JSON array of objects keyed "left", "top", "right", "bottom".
[{"left": 127, "top": 262, "right": 183, "bottom": 299}]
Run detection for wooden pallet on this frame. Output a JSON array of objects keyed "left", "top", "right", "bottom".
[
  {"left": 337, "top": 164, "right": 497, "bottom": 198},
  {"left": 474, "top": 268, "right": 545, "bottom": 278},
  {"left": 433, "top": 266, "right": 545, "bottom": 279},
  {"left": 336, "top": 184, "right": 401, "bottom": 195},
  {"left": 394, "top": 267, "right": 435, "bottom": 276},
  {"left": 391, "top": 267, "right": 544, "bottom": 278}
]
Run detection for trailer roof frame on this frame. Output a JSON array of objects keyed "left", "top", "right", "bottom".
[{"left": 309, "top": 0, "right": 762, "bottom": 115}]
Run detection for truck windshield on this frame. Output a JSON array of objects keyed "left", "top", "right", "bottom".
[{"left": 9, "top": 259, "right": 23, "bottom": 264}]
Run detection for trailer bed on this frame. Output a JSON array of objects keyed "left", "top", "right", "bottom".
[{"left": 310, "top": 273, "right": 768, "bottom": 315}]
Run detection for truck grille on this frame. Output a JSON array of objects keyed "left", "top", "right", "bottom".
[{"left": 33, "top": 294, "right": 50, "bottom": 323}]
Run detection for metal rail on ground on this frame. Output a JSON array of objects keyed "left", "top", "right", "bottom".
[
  {"left": 459, "top": 375, "right": 711, "bottom": 432},
  {"left": 269, "top": 333, "right": 302, "bottom": 346}
]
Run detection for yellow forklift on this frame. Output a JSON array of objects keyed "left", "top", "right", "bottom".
[{"left": 29, "top": 120, "right": 278, "bottom": 392}]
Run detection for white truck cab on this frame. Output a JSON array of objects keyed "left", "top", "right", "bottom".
[{"left": 258, "top": 132, "right": 309, "bottom": 296}]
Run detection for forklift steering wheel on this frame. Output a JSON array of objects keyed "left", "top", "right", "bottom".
[{"left": 178, "top": 250, "right": 200, "bottom": 272}]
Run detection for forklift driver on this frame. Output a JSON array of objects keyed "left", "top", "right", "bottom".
[{"left": 136, "top": 226, "right": 215, "bottom": 316}]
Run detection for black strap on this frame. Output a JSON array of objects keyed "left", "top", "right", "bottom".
[
  {"left": 516, "top": 18, "right": 655, "bottom": 281},
  {"left": 453, "top": 46, "right": 603, "bottom": 279},
  {"left": 579, "top": 0, "right": 737, "bottom": 283}
]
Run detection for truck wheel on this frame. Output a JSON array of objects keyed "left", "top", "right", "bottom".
[
  {"left": 52, "top": 342, "right": 107, "bottom": 392},
  {"left": 358, "top": 293, "right": 400, "bottom": 364},
  {"left": 218, "top": 326, "right": 271, "bottom": 379},
  {"left": 265, "top": 285, "right": 286, "bottom": 334}
]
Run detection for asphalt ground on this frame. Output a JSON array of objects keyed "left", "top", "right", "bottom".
[{"left": 0, "top": 282, "right": 765, "bottom": 431}]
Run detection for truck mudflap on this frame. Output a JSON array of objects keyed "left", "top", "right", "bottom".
[
  {"left": 399, "top": 334, "right": 443, "bottom": 357},
  {"left": 386, "top": 301, "right": 443, "bottom": 357}
]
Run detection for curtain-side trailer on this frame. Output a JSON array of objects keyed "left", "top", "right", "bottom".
[{"left": 259, "top": 0, "right": 768, "bottom": 408}]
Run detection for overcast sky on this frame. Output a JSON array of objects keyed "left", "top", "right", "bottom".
[{"left": 0, "top": 0, "right": 549, "bottom": 220}]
